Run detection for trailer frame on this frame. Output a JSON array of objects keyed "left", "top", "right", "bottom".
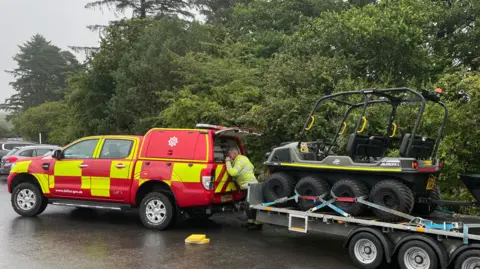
[{"left": 247, "top": 183, "right": 480, "bottom": 269}]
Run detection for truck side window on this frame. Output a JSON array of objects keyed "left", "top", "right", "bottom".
[
  {"left": 99, "top": 139, "right": 133, "bottom": 159},
  {"left": 63, "top": 139, "right": 99, "bottom": 159}
]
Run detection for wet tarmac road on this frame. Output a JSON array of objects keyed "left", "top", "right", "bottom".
[{"left": 0, "top": 179, "right": 357, "bottom": 269}]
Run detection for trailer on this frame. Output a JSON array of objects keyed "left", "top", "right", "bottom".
[{"left": 246, "top": 183, "right": 480, "bottom": 269}]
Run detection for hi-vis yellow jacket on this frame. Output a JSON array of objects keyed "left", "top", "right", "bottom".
[{"left": 226, "top": 155, "right": 258, "bottom": 189}]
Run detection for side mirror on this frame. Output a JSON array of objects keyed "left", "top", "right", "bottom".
[{"left": 52, "top": 149, "right": 63, "bottom": 159}]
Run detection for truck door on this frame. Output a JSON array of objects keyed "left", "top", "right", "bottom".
[
  {"left": 88, "top": 137, "right": 139, "bottom": 202},
  {"left": 49, "top": 138, "right": 100, "bottom": 198}
]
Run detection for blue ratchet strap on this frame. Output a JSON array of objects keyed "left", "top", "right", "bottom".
[
  {"left": 308, "top": 196, "right": 351, "bottom": 217},
  {"left": 261, "top": 191, "right": 299, "bottom": 207},
  {"left": 423, "top": 220, "right": 458, "bottom": 231}
]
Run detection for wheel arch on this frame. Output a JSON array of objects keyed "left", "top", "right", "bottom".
[
  {"left": 393, "top": 234, "right": 448, "bottom": 269},
  {"left": 9, "top": 173, "right": 43, "bottom": 194},
  {"left": 448, "top": 243, "right": 480, "bottom": 266},
  {"left": 343, "top": 227, "right": 394, "bottom": 264},
  {"left": 134, "top": 179, "right": 179, "bottom": 210}
]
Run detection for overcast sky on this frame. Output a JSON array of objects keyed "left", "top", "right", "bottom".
[{"left": 0, "top": 0, "right": 124, "bottom": 103}]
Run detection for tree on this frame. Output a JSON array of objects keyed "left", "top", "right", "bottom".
[
  {"left": 1, "top": 35, "right": 80, "bottom": 113},
  {"left": 11, "top": 101, "right": 75, "bottom": 145},
  {"left": 192, "top": 0, "right": 252, "bottom": 23},
  {"left": 85, "top": 0, "right": 194, "bottom": 19}
]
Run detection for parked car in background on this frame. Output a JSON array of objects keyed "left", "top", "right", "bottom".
[
  {"left": 0, "top": 144, "right": 60, "bottom": 175},
  {"left": 0, "top": 141, "right": 35, "bottom": 158}
]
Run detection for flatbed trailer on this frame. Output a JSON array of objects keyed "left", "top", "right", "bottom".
[{"left": 247, "top": 183, "right": 480, "bottom": 269}]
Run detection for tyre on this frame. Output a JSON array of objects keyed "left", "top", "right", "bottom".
[
  {"left": 412, "top": 185, "right": 441, "bottom": 216},
  {"left": 370, "top": 180, "right": 414, "bottom": 221},
  {"left": 348, "top": 232, "right": 384, "bottom": 269},
  {"left": 331, "top": 179, "right": 369, "bottom": 216},
  {"left": 397, "top": 240, "right": 438, "bottom": 269},
  {"left": 454, "top": 249, "right": 480, "bottom": 269},
  {"left": 11, "top": 182, "right": 47, "bottom": 217},
  {"left": 295, "top": 176, "right": 329, "bottom": 211},
  {"left": 139, "top": 192, "right": 174, "bottom": 230},
  {"left": 263, "top": 172, "right": 296, "bottom": 204}
]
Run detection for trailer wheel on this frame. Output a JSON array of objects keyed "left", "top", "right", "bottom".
[
  {"left": 398, "top": 240, "right": 438, "bottom": 269},
  {"left": 348, "top": 232, "right": 384, "bottom": 269},
  {"left": 412, "top": 185, "right": 441, "bottom": 216},
  {"left": 295, "top": 176, "right": 329, "bottom": 211},
  {"left": 263, "top": 172, "right": 296, "bottom": 205},
  {"left": 370, "top": 180, "right": 414, "bottom": 221},
  {"left": 454, "top": 249, "right": 480, "bottom": 269},
  {"left": 331, "top": 179, "right": 369, "bottom": 216}
]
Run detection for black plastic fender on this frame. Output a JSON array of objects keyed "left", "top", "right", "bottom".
[
  {"left": 343, "top": 227, "right": 394, "bottom": 263},
  {"left": 393, "top": 234, "right": 448, "bottom": 269},
  {"left": 448, "top": 243, "right": 480, "bottom": 266}
]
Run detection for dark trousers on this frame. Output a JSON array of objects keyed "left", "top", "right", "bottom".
[{"left": 241, "top": 190, "right": 258, "bottom": 223}]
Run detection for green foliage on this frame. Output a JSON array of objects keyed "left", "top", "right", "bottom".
[
  {"left": 85, "top": 0, "right": 193, "bottom": 18},
  {"left": 2, "top": 35, "right": 81, "bottom": 114},
  {"left": 11, "top": 101, "right": 74, "bottom": 145}
]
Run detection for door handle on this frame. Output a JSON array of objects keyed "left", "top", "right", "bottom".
[
  {"left": 115, "top": 164, "right": 126, "bottom": 168},
  {"left": 78, "top": 164, "right": 88, "bottom": 168}
]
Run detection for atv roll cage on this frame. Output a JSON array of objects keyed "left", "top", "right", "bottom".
[{"left": 298, "top": 88, "right": 448, "bottom": 162}]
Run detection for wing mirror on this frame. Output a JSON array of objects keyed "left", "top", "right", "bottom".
[{"left": 52, "top": 149, "right": 63, "bottom": 159}]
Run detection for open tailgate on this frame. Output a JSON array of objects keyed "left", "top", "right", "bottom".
[{"left": 214, "top": 127, "right": 263, "bottom": 138}]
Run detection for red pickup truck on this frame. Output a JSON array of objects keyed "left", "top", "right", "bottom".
[{"left": 7, "top": 124, "right": 261, "bottom": 230}]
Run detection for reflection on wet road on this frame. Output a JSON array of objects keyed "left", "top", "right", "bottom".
[{"left": 0, "top": 179, "right": 356, "bottom": 269}]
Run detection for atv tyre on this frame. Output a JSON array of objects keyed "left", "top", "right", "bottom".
[
  {"left": 331, "top": 179, "right": 369, "bottom": 216},
  {"left": 412, "top": 185, "right": 441, "bottom": 216},
  {"left": 370, "top": 180, "right": 414, "bottom": 221},
  {"left": 295, "top": 176, "right": 329, "bottom": 211},
  {"left": 263, "top": 172, "right": 296, "bottom": 205}
]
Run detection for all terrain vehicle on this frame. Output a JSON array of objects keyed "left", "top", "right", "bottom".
[{"left": 263, "top": 87, "right": 448, "bottom": 221}]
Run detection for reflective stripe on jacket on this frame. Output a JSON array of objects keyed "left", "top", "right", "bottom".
[{"left": 226, "top": 155, "right": 258, "bottom": 189}]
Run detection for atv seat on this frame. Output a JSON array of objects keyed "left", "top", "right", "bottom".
[
  {"left": 347, "top": 133, "right": 387, "bottom": 161},
  {"left": 399, "top": 133, "right": 435, "bottom": 159}
]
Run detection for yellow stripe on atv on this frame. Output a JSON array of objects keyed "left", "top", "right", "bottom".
[{"left": 279, "top": 162, "right": 402, "bottom": 172}]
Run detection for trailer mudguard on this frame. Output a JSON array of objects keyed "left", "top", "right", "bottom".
[
  {"left": 343, "top": 227, "right": 393, "bottom": 263},
  {"left": 448, "top": 243, "right": 480, "bottom": 266},
  {"left": 393, "top": 234, "right": 448, "bottom": 269}
]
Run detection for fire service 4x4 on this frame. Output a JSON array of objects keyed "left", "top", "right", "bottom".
[{"left": 7, "top": 124, "right": 261, "bottom": 230}]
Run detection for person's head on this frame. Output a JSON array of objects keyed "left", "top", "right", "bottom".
[{"left": 227, "top": 147, "right": 240, "bottom": 159}]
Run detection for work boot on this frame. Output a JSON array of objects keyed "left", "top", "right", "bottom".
[{"left": 241, "top": 219, "right": 255, "bottom": 228}]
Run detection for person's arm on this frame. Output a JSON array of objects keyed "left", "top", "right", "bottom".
[{"left": 226, "top": 158, "right": 243, "bottom": 177}]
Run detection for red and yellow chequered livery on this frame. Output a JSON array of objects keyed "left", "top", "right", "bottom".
[{"left": 7, "top": 124, "right": 261, "bottom": 230}]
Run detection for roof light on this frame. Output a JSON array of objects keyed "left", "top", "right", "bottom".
[{"left": 435, "top": 88, "right": 444, "bottom": 94}]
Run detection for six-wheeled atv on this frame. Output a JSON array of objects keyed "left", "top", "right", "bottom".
[{"left": 263, "top": 88, "right": 448, "bottom": 221}]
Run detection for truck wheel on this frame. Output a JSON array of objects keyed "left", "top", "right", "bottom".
[
  {"left": 397, "top": 240, "right": 438, "bottom": 269},
  {"left": 331, "top": 179, "right": 369, "bottom": 216},
  {"left": 454, "top": 249, "right": 480, "bottom": 269},
  {"left": 11, "top": 182, "right": 47, "bottom": 217},
  {"left": 295, "top": 176, "right": 329, "bottom": 211},
  {"left": 139, "top": 192, "right": 174, "bottom": 230},
  {"left": 412, "top": 185, "right": 441, "bottom": 216},
  {"left": 348, "top": 232, "right": 384, "bottom": 269},
  {"left": 370, "top": 180, "right": 414, "bottom": 221},
  {"left": 263, "top": 172, "right": 295, "bottom": 205}
]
